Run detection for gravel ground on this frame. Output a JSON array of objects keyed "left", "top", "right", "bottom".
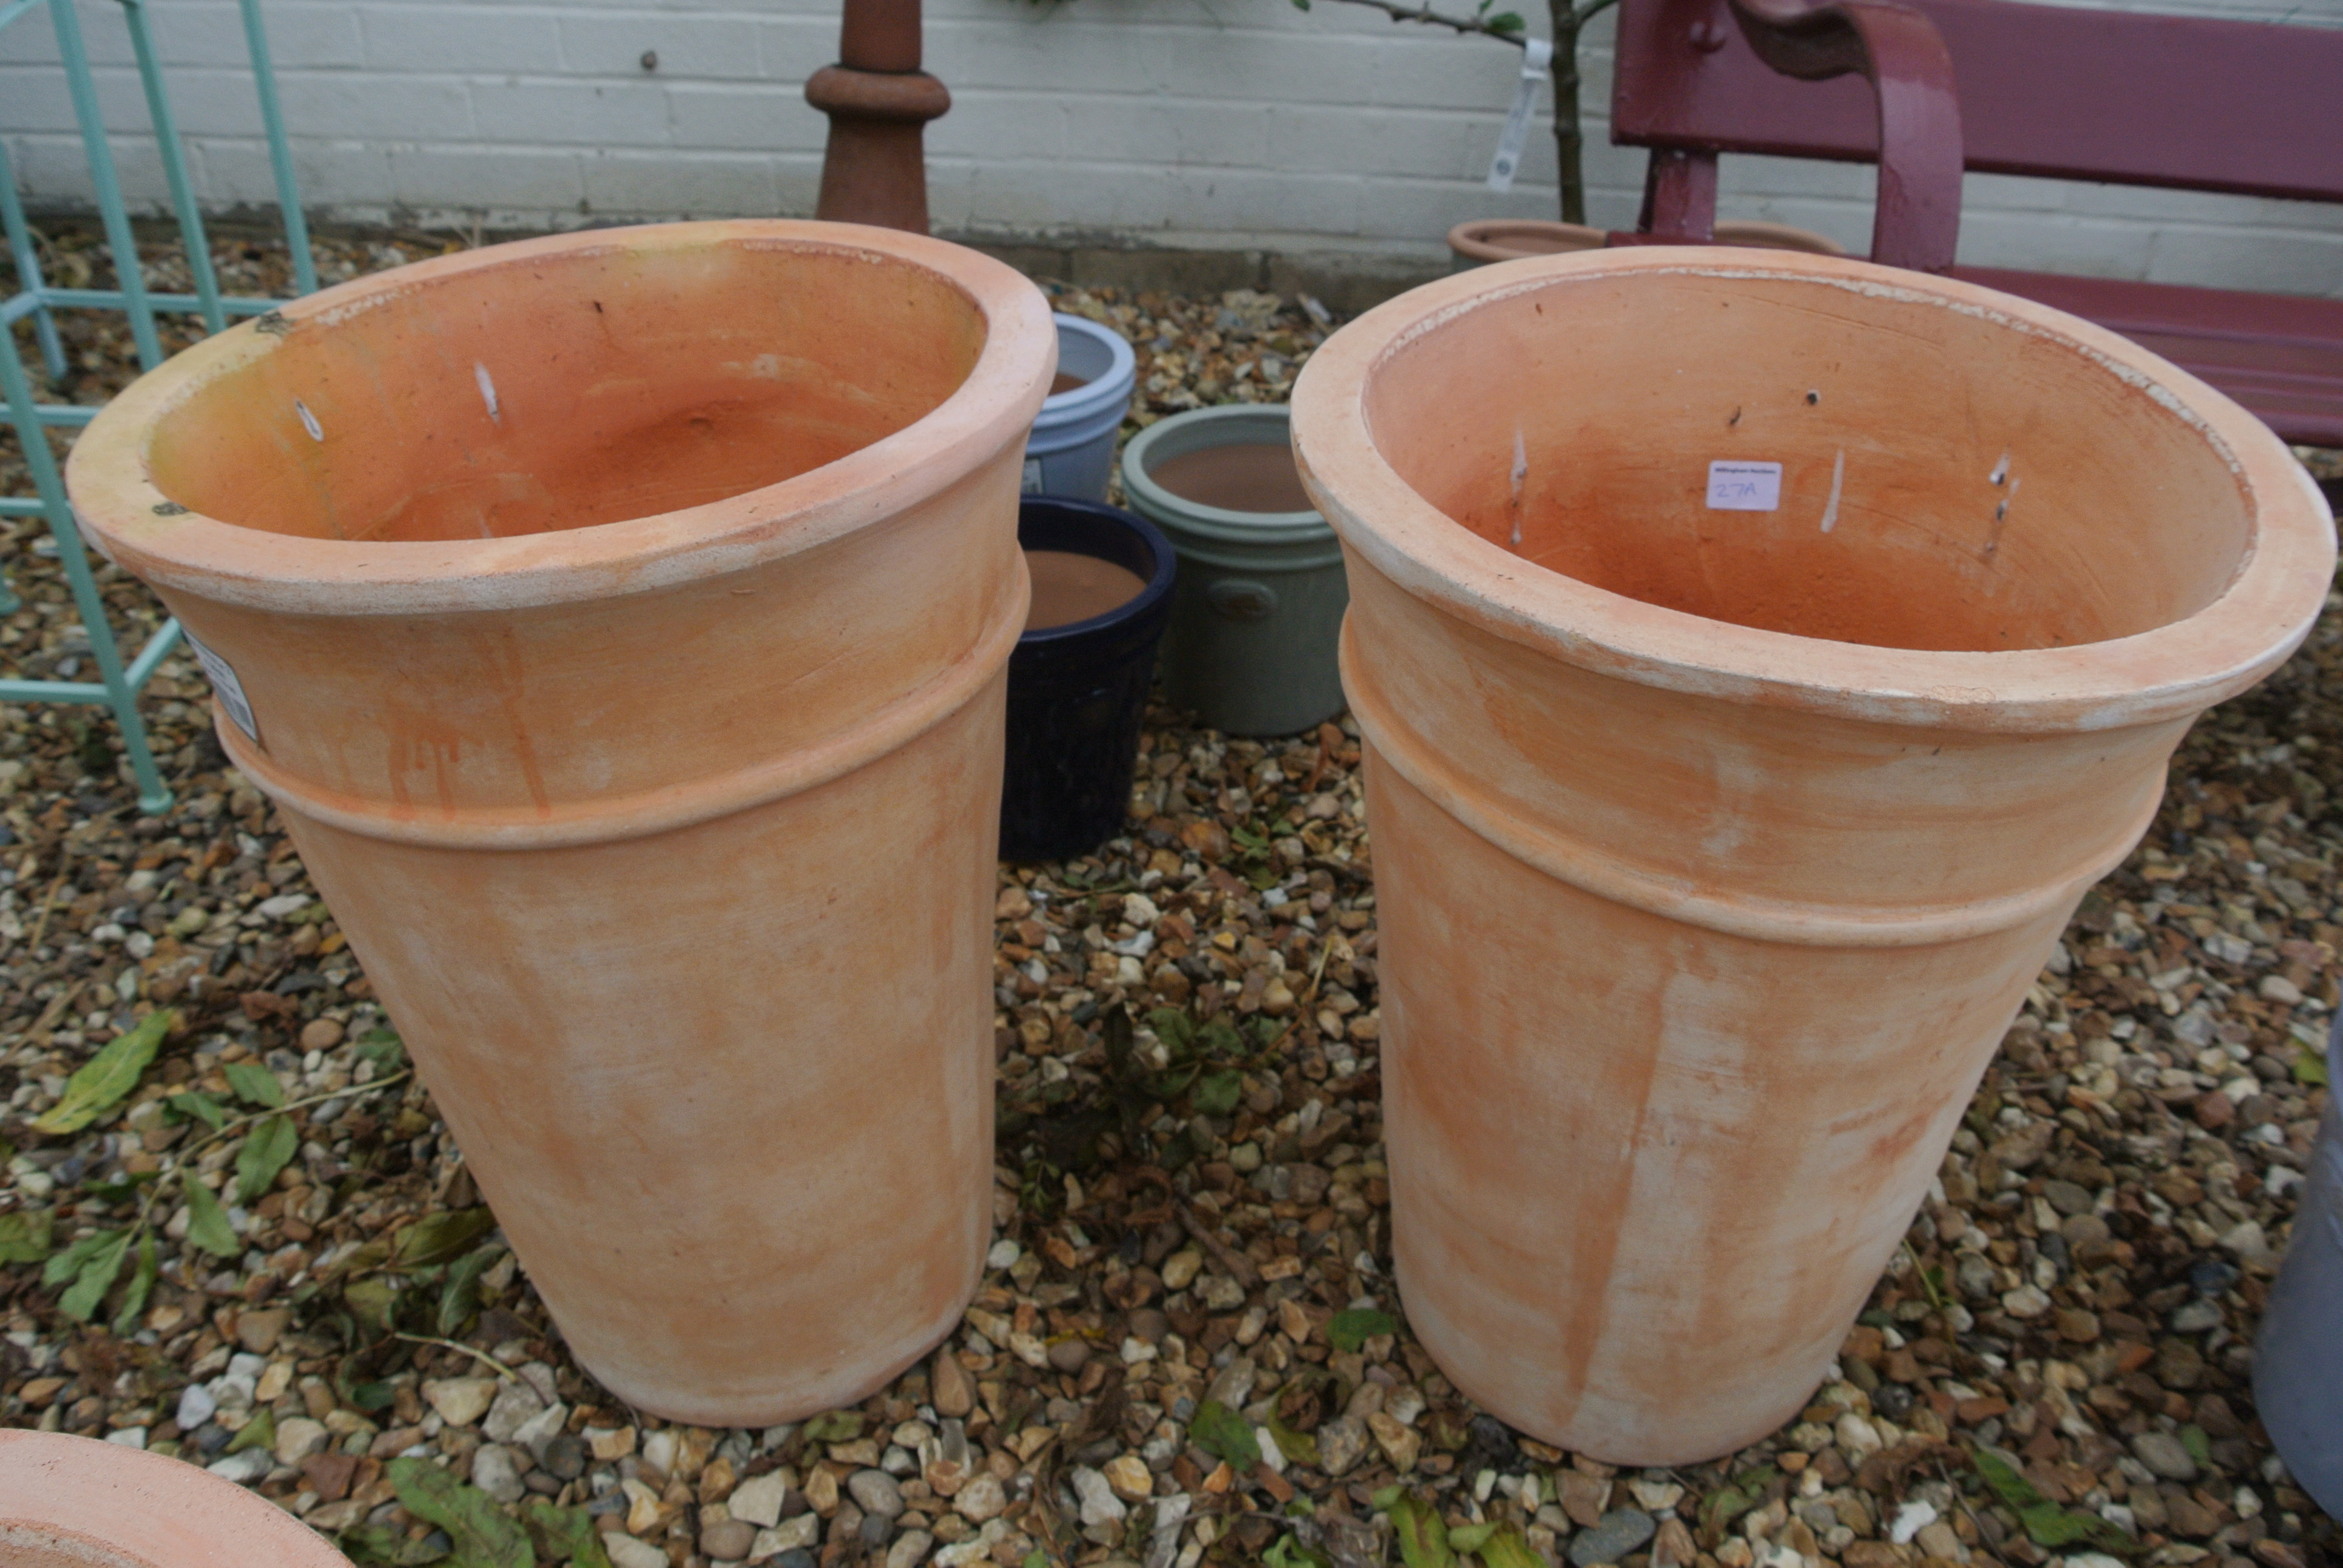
[{"left": 1, "top": 227, "right": 2338, "bottom": 1568}]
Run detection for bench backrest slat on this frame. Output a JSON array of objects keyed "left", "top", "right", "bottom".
[{"left": 1614, "top": 0, "right": 2343, "bottom": 205}]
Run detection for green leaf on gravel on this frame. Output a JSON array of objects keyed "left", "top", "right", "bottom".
[
  {"left": 166, "top": 1091, "right": 231, "bottom": 1130},
  {"left": 356, "top": 1028, "right": 408, "bottom": 1073},
  {"left": 1446, "top": 1522, "right": 1496, "bottom": 1553},
  {"left": 1973, "top": 1448, "right": 2141, "bottom": 1555},
  {"left": 82, "top": 1171, "right": 156, "bottom": 1203},
  {"left": 184, "top": 1180, "right": 240, "bottom": 1258},
  {"left": 346, "top": 1277, "right": 404, "bottom": 1339},
  {"left": 801, "top": 1409, "right": 864, "bottom": 1443},
  {"left": 224, "top": 1061, "right": 285, "bottom": 1108},
  {"left": 389, "top": 1455, "right": 534, "bottom": 1568},
  {"left": 1265, "top": 1534, "right": 1332, "bottom": 1568},
  {"left": 1382, "top": 1494, "right": 1456, "bottom": 1568},
  {"left": 522, "top": 1500, "right": 610, "bottom": 1568},
  {"left": 1268, "top": 1414, "right": 1319, "bottom": 1468},
  {"left": 1328, "top": 1308, "right": 1395, "bottom": 1351},
  {"left": 340, "top": 1523, "right": 451, "bottom": 1566},
  {"left": 0, "top": 1209, "right": 53, "bottom": 1264},
  {"left": 1188, "top": 1398, "right": 1260, "bottom": 1469},
  {"left": 111, "top": 1231, "right": 157, "bottom": 1337},
  {"left": 1698, "top": 1467, "right": 1777, "bottom": 1541},
  {"left": 2297, "top": 1046, "right": 2330, "bottom": 1086},
  {"left": 235, "top": 1113, "right": 299, "bottom": 1204},
  {"left": 1194, "top": 1070, "right": 1245, "bottom": 1117},
  {"left": 439, "top": 1246, "right": 502, "bottom": 1337},
  {"left": 1475, "top": 1522, "right": 1547, "bottom": 1568},
  {"left": 397, "top": 1207, "right": 498, "bottom": 1269},
  {"left": 2180, "top": 1425, "right": 2212, "bottom": 1466},
  {"left": 31, "top": 1009, "right": 174, "bottom": 1135},
  {"left": 1147, "top": 1008, "right": 1198, "bottom": 1058},
  {"left": 55, "top": 1229, "right": 130, "bottom": 1321},
  {"left": 228, "top": 1406, "right": 276, "bottom": 1455}
]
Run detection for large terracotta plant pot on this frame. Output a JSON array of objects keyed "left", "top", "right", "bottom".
[
  {"left": 0, "top": 1429, "right": 353, "bottom": 1566},
  {"left": 68, "top": 221, "right": 1055, "bottom": 1425},
  {"left": 1290, "top": 247, "right": 2335, "bottom": 1463}
]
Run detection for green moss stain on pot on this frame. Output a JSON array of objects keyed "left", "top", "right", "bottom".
[
  {"left": 66, "top": 221, "right": 1060, "bottom": 1427},
  {"left": 1122, "top": 405, "right": 1348, "bottom": 738},
  {"left": 1290, "top": 247, "right": 2336, "bottom": 1465}
]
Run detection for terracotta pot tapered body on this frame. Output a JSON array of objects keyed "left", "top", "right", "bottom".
[
  {"left": 68, "top": 221, "right": 1056, "bottom": 1425},
  {"left": 1290, "top": 247, "right": 2335, "bottom": 1465},
  {"left": 0, "top": 1429, "right": 355, "bottom": 1566}
]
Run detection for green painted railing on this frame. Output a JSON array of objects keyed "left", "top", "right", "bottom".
[{"left": 2, "top": 0, "right": 315, "bottom": 812}]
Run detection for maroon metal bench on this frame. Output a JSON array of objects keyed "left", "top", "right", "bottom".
[{"left": 1608, "top": 0, "right": 2343, "bottom": 455}]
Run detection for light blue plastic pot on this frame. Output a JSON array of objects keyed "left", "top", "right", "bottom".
[
  {"left": 1023, "top": 313, "right": 1136, "bottom": 501},
  {"left": 2255, "top": 1013, "right": 2342, "bottom": 1517}
]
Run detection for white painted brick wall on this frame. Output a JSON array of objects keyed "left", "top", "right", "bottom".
[{"left": 4, "top": 0, "right": 2342, "bottom": 292}]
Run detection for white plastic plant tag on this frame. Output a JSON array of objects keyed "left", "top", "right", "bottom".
[
  {"left": 184, "top": 630, "right": 260, "bottom": 743},
  {"left": 1486, "top": 38, "right": 1555, "bottom": 193},
  {"left": 1706, "top": 460, "right": 1783, "bottom": 511}
]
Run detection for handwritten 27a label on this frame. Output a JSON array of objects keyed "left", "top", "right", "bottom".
[{"left": 1706, "top": 460, "right": 1782, "bottom": 511}]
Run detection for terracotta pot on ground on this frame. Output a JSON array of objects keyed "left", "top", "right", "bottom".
[
  {"left": 0, "top": 1428, "right": 355, "bottom": 1566},
  {"left": 67, "top": 221, "right": 1056, "bottom": 1426},
  {"left": 1446, "top": 216, "right": 1846, "bottom": 269},
  {"left": 1290, "top": 247, "right": 2335, "bottom": 1464}
]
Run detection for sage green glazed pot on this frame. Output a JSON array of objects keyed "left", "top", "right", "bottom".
[{"left": 1121, "top": 405, "right": 1348, "bottom": 736}]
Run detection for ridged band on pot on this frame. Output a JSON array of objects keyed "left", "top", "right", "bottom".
[
  {"left": 1121, "top": 404, "right": 1348, "bottom": 736},
  {"left": 1289, "top": 247, "right": 2335, "bottom": 1464},
  {"left": 0, "top": 1428, "right": 356, "bottom": 1566},
  {"left": 67, "top": 220, "right": 1058, "bottom": 1426},
  {"left": 1024, "top": 312, "right": 1138, "bottom": 501}
]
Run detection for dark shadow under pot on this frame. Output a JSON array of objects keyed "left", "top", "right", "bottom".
[{"left": 1002, "top": 496, "right": 1177, "bottom": 862}]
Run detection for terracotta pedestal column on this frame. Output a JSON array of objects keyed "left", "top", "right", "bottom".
[{"left": 806, "top": 0, "right": 948, "bottom": 233}]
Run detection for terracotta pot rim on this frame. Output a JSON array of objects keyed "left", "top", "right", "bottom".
[
  {"left": 67, "top": 220, "right": 1057, "bottom": 618},
  {"left": 0, "top": 1428, "right": 355, "bottom": 1564},
  {"left": 1291, "top": 247, "right": 2338, "bottom": 734}
]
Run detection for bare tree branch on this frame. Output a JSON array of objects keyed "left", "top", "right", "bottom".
[
  {"left": 1571, "top": 0, "right": 1620, "bottom": 28},
  {"left": 1308, "top": 0, "right": 1530, "bottom": 46}
]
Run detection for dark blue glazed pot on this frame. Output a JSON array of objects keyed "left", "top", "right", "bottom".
[{"left": 1001, "top": 497, "right": 1176, "bottom": 862}]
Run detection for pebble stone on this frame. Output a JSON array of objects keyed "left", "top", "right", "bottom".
[
  {"left": 2132, "top": 1428, "right": 2202, "bottom": 1481},
  {"left": 1568, "top": 1508, "right": 1658, "bottom": 1567},
  {"left": 848, "top": 1468, "right": 905, "bottom": 1518}
]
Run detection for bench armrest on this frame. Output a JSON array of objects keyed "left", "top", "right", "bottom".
[{"left": 1727, "top": 0, "right": 1964, "bottom": 270}]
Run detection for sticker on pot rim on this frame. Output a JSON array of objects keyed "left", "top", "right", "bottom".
[
  {"left": 183, "top": 630, "right": 260, "bottom": 745},
  {"left": 1022, "top": 457, "right": 1044, "bottom": 493},
  {"left": 1706, "top": 461, "right": 1782, "bottom": 511}
]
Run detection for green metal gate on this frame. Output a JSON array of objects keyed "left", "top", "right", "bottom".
[{"left": 2, "top": 0, "right": 315, "bottom": 811}]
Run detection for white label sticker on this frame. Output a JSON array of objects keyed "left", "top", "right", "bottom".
[
  {"left": 1487, "top": 38, "right": 1555, "bottom": 193},
  {"left": 1021, "top": 457, "right": 1044, "bottom": 493},
  {"left": 183, "top": 630, "right": 260, "bottom": 744},
  {"left": 1706, "top": 460, "right": 1783, "bottom": 511}
]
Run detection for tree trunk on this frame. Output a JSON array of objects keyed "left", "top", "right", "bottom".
[{"left": 1548, "top": 0, "right": 1585, "bottom": 224}]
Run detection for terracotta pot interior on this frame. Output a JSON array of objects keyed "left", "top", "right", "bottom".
[
  {"left": 145, "top": 241, "right": 989, "bottom": 542},
  {"left": 1362, "top": 269, "right": 2253, "bottom": 653},
  {"left": 1148, "top": 444, "right": 1315, "bottom": 515},
  {"left": 1023, "top": 548, "right": 1147, "bottom": 629}
]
